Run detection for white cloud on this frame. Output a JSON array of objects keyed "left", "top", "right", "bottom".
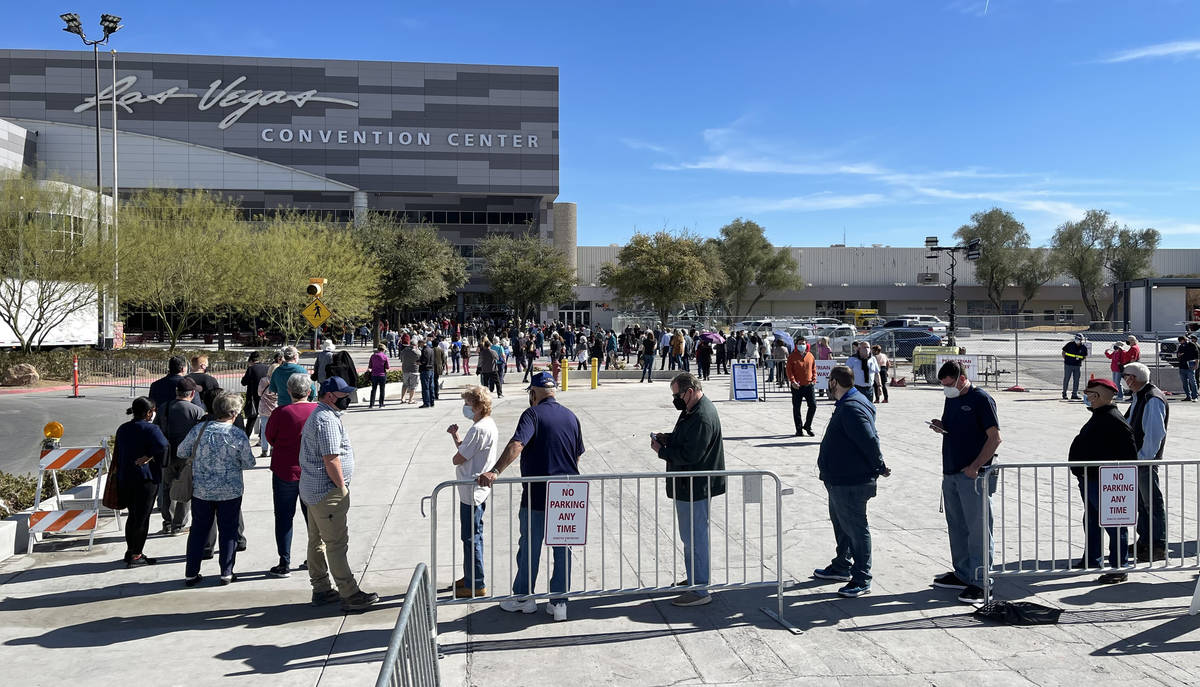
[
  {"left": 718, "top": 192, "right": 888, "bottom": 213},
  {"left": 655, "top": 156, "right": 884, "bottom": 176},
  {"left": 1099, "top": 40, "right": 1200, "bottom": 63},
  {"left": 620, "top": 138, "right": 673, "bottom": 155}
]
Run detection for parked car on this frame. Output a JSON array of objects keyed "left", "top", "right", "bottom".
[
  {"left": 807, "top": 324, "right": 858, "bottom": 355},
  {"left": 866, "top": 328, "right": 943, "bottom": 359},
  {"left": 808, "top": 317, "right": 844, "bottom": 326},
  {"left": 785, "top": 325, "right": 816, "bottom": 346}
]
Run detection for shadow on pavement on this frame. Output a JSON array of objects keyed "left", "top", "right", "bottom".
[
  {"left": 438, "top": 627, "right": 701, "bottom": 655},
  {"left": 217, "top": 628, "right": 396, "bottom": 675},
  {"left": 847, "top": 605, "right": 1192, "bottom": 632},
  {"left": 1, "top": 555, "right": 186, "bottom": 585}
]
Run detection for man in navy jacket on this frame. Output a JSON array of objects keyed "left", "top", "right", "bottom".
[{"left": 812, "top": 365, "right": 890, "bottom": 598}]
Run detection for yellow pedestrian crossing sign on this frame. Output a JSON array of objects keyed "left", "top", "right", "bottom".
[{"left": 302, "top": 298, "right": 331, "bottom": 328}]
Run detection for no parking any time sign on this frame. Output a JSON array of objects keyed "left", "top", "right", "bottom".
[
  {"left": 545, "top": 481, "right": 589, "bottom": 546},
  {"left": 1099, "top": 466, "right": 1138, "bottom": 528}
]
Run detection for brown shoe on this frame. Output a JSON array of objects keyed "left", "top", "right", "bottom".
[{"left": 454, "top": 585, "right": 487, "bottom": 598}]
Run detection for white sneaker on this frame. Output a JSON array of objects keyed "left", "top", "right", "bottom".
[
  {"left": 498, "top": 599, "right": 537, "bottom": 614},
  {"left": 546, "top": 601, "right": 567, "bottom": 621}
]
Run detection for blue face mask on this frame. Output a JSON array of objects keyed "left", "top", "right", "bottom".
[
  {"left": 462, "top": 405, "right": 475, "bottom": 421},
  {"left": 1083, "top": 397, "right": 1092, "bottom": 409}
]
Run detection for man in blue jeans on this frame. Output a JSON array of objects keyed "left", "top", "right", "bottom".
[
  {"left": 812, "top": 365, "right": 890, "bottom": 597},
  {"left": 478, "top": 372, "right": 584, "bottom": 621},
  {"left": 651, "top": 372, "right": 725, "bottom": 607},
  {"left": 929, "top": 360, "right": 1002, "bottom": 605}
]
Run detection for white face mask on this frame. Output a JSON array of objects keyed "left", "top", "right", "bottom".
[
  {"left": 462, "top": 405, "right": 475, "bottom": 421},
  {"left": 943, "top": 384, "right": 962, "bottom": 399}
]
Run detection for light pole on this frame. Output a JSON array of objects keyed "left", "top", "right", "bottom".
[
  {"left": 60, "top": 12, "right": 122, "bottom": 349},
  {"left": 925, "top": 236, "right": 981, "bottom": 348}
]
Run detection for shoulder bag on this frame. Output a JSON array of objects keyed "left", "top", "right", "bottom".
[
  {"left": 101, "top": 440, "right": 125, "bottom": 511},
  {"left": 170, "top": 421, "right": 211, "bottom": 502}
]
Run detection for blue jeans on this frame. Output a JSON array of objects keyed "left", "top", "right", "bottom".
[
  {"left": 675, "top": 498, "right": 711, "bottom": 595},
  {"left": 1063, "top": 365, "right": 1081, "bottom": 396},
  {"left": 1112, "top": 370, "right": 1124, "bottom": 399},
  {"left": 272, "top": 475, "right": 308, "bottom": 567},
  {"left": 512, "top": 507, "right": 570, "bottom": 602},
  {"left": 640, "top": 354, "right": 655, "bottom": 382},
  {"left": 1179, "top": 367, "right": 1199, "bottom": 400},
  {"left": 941, "top": 471, "right": 996, "bottom": 587},
  {"left": 460, "top": 502, "right": 486, "bottom": 589},
  {"left": 1076, "top": 477, "right": 1128, "bottom": 567},
  {"left": 824, "top": 481, "right": 876, "bottom": 584},
  {"left": 419, "top": 369, "right": 435, "bottom": 406},
  {"left": 186, "top": 496, "right": 242, "bottom": 578}
]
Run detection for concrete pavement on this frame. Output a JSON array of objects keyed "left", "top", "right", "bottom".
[{"left": 2, "top": 369, "right": 1200, "bottom": 686}]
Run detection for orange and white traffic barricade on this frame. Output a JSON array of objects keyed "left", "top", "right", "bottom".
[{"left": 27, "top": 442, "right": 117, "bottom": 554}]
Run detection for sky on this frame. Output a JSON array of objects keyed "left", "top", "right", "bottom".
[{"left": 9, "top": 0, "right": 1200, "bottom": 247}]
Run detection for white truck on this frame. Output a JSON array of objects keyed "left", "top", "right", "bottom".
[{"left": 0, "top": 279, "right": 99, "bottom": 349}]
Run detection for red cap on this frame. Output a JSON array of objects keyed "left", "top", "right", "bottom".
[{"left": 1086, "top": 378, "right": 1118, "bottom": 393}]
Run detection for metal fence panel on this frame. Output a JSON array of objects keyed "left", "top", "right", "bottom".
[
  {"left": 423, "top": 470, "right": 797, "bottom": 633},
  {"left": 375, "top": 562, "right": 440, "bottom": 687},
  {"left": 979, "top": 459, "right": 1200, "bottom": 613}
]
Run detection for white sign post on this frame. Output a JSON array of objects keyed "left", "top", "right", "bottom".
[
  {"left": 545, "top": 481, "right": 589, "bottom": 546},
  {"left": 935, "top": 354, "right": 981, "bottom": 382},
  {"left": 1098, "top": 466, "right": 1138, "bottom": 528},
  {"left": 732, "top": 362, "right": 760, "bottom": 401}
]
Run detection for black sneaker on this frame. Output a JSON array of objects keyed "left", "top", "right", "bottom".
[
  {"left": 1097, "top": 573, "right": 1128, "bottom": 584},
  {"left": 341, "top": 590, "right": 380, "bottom": 611},
  {"left": 219, "top": 574, "right": 238, "bottom": 586},
  {"left": 932, "top": 572, "right": 968, "bottom": 589},
  {"left": 957, "top": 585, "right": 985, "bottom": 604},
  {"left": 126, "top": 554, "right": 156, "bottom": 568},
  {"left": 311, "top": 589, "right": 341, "bottom": 607},
  {"left": 813, "top": 567, "right": 852, "bottom": 582},
  {"left": 184, "top": 574, "right": 204, "bottom": 587},
  {"left": 268, "top": 564, "right": 291, "bottom": 578}
]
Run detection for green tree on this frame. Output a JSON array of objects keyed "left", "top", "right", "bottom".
[
  {"left": 1014, "top": 247, "right": 1056, "bottom": 313},
  {"left": 0, "top": 174, "right": 115, "bottom": 352},
  {"left": 598, "top": 230, "right": 718, "bottom": 325},
  {"left": 353, "top": 213, "right": 467, "bottom": 314},
  {"left": 954, "top": 208, "right": 1029, "bottom": 313},
  {"left": 1050, "top": 209, "right": 1119, "bottom": 322},
  {"left": 476, "top": 233, "right": 576, "bottom": 321},
  {"left": 119, "top": 190, "right": 243, "bottom": 350},
  {"left": 250, "top": 212, "right": 379, "bottom": 345},
  {"left": 1105, "top": 226, "right": 1160, "bottom": 320},
  {"left": 1050, "top": 210, "right": 1160, "bottom": 323},
  {"left": 715, "top": 218, "right": 801, "bottom": 318}
]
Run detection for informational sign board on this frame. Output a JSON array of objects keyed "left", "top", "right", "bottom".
[
  {"left": 1098, "top": 466, "right": 1138, "bottom": 527},
  {"left": 935, "top": 354, "right": 981, "bottom": 382},
  {"left": 814, "top": 359, "right": 837, "bottom": 389},
  {"left": 732, "top": 362, "right": 760, "bottom": 401},
  {"left": 302, "top": 298, "right": 332, "bottom": 328},
  {"left": 545, "top": 481, "right": 589, "bottom": 546}
]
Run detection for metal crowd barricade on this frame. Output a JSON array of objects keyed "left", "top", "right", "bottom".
[
  {"left": 759, "top": 357, "right": 791, "bottom": 399},
  {"left": 375, "top": 562, "right": 441, "bottom": 687},
  {"left": 75, "top": 358, "right": 252, "bottom": 397},
  {"left": 979, "top": 459, "right": 1200, "bottom": 613},
  {"left": 422, "top": 470, "right": 798, "bottom": 633}
]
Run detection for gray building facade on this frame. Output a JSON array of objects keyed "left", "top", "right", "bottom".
[{"left": 0, "top": 49, "right": 563, "bottom": 310}]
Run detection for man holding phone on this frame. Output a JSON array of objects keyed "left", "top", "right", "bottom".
[
  {"left": 651, "top": 372, "right": 725, "bottom": 607},
  {"left": 929, "top": 360, "right": 1001, "bottom": 605}
]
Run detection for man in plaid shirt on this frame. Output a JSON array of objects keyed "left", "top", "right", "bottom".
[{"left": 299, "top": 376, "right": 379, "bottom": 612}]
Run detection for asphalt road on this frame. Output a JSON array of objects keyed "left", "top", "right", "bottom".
[{"left": 0, "top": 386, "right": 133, "bottom": 475}]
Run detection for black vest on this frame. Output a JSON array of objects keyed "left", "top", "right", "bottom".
[{"left": 1125, "top": 383, "right": 1169, "bottom": 459}]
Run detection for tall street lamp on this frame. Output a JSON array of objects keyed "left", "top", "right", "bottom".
[
  {"left": 925, "top": 235, "right": 981, "bottom": 348},
  {"left": 60, "top": 12, "right": 122, "bottom": 349}
]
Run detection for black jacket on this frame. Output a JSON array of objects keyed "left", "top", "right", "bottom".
[
  {"left": 817, "top": 389, "right": 887, "bottom": 485},
  {"left": 241, "top": 362, "right": 270, "bottom": 405},
  {"left": 658, "top": 395, "right": 726, "bottom": 501},
  {"left": 1068, "top": 404, "right": 1137, "bottom": 479},
  {"left": 1176, "top": 341, "right": 1199, "bottom": 369}
]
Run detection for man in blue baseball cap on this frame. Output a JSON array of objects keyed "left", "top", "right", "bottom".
[{"left": 478, "top": 371, "right": 584, "bottom": 621}]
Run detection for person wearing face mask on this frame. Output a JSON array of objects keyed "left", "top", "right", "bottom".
[
  {"left": 928, "top": 360, "right": 1002, "bottom": 605},
  {"left": 812, "top": 366, "right": 890, "bottom": 597},
  {"left": 849, "top": 341, "right": 879, "bottom": 398},
  {"left": 477, "top": 371, "right": 584, "bottom": 621},
  {"left": 445, "top": 385, "right": 499, "bottom": 598},
  {"left": 650, "top": 372, "right": 726, "bottom": 608},
  {"left": 1068, "top": 378, "right": 1136, "bottom": 583},
  {"left": 297, "top": 376, "right": 379, "bottom": 612},
  {"left": 1122, "top": 362, "right": 1169, "bottom": 562},
  {"left": 786, "top": 339, "right": 817, "bottom": 436},
  {"left": 1061, "top": 334, "right": 1089, "bottom": 400}
]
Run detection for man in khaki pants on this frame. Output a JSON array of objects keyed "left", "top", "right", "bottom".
[{"left": 299, "top": 376, "right": 379, "bottom": 612}]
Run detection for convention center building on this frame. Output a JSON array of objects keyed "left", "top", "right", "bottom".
[{"left": 0, "top": 49, "right": 570, "bottom": 313}]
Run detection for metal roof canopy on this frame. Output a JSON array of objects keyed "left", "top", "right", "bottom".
[{"left": 1116, "top": 277, "right": 1200, "bottom": 332}]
